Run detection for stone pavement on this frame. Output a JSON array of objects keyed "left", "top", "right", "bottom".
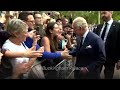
[{"left": 100, "top": 64, "right": 120, "bottom": 79}]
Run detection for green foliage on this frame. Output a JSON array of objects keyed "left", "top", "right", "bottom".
[
  {"left": 112, "top": 11, "right": 120, "bottom": 20},
  {"left": 58, "top": 11, "right": 120, "bottom": 24}
]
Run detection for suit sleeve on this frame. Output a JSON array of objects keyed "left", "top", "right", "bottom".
[
  {"left": 87, "top": 38, "right": 106, "bottom": 72},
  {"left": 69, "top": 45, "right": 77, "bottom": 57},
  {"left": 92, "top": 24, "right": 101, "bottom": 36},
  {"left": 117, "top": 25, "right": 120, "bottom": 60}
]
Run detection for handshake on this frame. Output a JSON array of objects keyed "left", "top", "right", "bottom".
[
  {"left": 23, "top": 45, "right": 73, "bottom": 60},
  {"left": 60, "top": 50, "right": 73, "bottom": 60}
]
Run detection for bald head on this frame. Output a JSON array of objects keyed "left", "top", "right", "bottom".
[
  {"left": 100, "top": 11, "right": 113, "bottom": 22},
  {"left": 72, "top": 17, "right": 88, "bottom": 30}
]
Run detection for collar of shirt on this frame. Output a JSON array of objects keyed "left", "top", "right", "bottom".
[
  {"left": 101, "top": 18, "right": 113, "bottom": 43},
  {"left": 82, "top": 29, "right": 89, "bottom": 44},
  {"left": 104, "top": 18, "right": 113, "bottom": 26},
  {"left": 100, "top": 18, "right": 113, "bottom": 37}
]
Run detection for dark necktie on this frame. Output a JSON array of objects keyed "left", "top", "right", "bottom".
[
  {"left": 101, "top": 22, "right": 108, "bottom": 40},
  {"left": 79, "top": 37, "right": 83, "bottom": 49}
]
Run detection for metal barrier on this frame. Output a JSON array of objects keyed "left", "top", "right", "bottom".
[{"left": 55, "top": 57, "right": 76, "bottom": 79}]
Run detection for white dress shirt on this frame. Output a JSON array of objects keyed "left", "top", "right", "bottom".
[
  {"left": 100, "top": 18, "right": 113, "bottom": 43},
  {"left": 82, "top": 29, "right": 89, "bottom": 45}
]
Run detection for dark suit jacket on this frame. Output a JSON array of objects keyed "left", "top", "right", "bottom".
[
  {"left": 93, "top": 21, "right": 120, "bottom": 63},
  {"left": 75, "top": 31, "right": 106, "bottom": 73},
  {"left": 71, "top": 31, "right": 106, "bottom": 74}
]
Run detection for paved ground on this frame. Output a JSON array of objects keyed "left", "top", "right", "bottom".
[
  {"left": 100, "top": 64, "right": 120, "bottom": 79},
  {"left": 68, "top": 63, "right": 120, "bottom": 79},
  {"left": 58, "top": 58, "right": 120, "bottom": 79}
]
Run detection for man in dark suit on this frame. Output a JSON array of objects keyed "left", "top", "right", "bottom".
[
  {"left": 93, "top": 11, "right": 120, "bottom": 79},
  {"left": 71, "top": 17, "right": 106, "bottom": 79}
]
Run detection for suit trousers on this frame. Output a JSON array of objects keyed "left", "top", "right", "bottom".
[
  {"left": 74, "top": 70, "right": 100, "bottom": 79},
  {"left": 101, "top": 61, "right": 116, "bottom": 79}
]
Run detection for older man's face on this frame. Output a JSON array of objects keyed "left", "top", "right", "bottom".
[
  {"left": 73, "top": 23, "right": 80, "bottom": 36},
  {"left": 73, "top": 22, "right": 84, "bottom": 37}
]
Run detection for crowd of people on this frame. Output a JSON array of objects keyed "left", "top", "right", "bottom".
[
  {"left": 0, "top": 11, "right": 120, "bottom": 79},
  {"left": 0, "top": 11, "right": 75, "bottom": 79}
]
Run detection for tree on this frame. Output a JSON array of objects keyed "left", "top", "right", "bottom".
[{"left": 58, "top": 11, "right": 120, "bottom": 24}]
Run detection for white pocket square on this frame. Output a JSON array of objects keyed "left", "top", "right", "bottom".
[{"left": 86, "top": 45, "right": 92, "bottom": 49}]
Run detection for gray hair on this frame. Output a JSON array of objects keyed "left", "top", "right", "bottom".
[
  {"left": 73, "top": 17, "right": 88, "bottom": 30},
  {"left": 7, "top": 19, "right": 28, "bottom": 36}
]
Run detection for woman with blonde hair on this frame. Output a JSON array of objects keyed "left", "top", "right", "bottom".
[{"left": 2, "top": 19, "right": 44, "bottom": 79}]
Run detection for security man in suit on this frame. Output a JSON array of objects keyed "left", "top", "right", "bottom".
[{"left": 93, "top": 11, "right": 120, "bottom": 79}]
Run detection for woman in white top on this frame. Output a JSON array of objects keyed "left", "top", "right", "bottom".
[{"left": 2, "top": 19, "right": 44, "bottom": 79}]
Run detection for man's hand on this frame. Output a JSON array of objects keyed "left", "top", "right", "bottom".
[
  {"left": 116, "top": 60, "right": 120, "bottom": 70},
  {"left": 61, "top": 51, "right": 72, "bottom": 60},
  {"left": 80, "top": 67, "right": 89, "bottom": 75}
]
